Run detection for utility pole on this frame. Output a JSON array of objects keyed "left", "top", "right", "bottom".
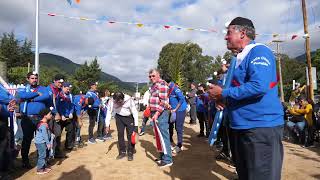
[
  {"left": 301, "top": 0, "right": 314, "bottom": 100},
  {"left": 272, "top": 40, "right": 284, "bottom": 102}
]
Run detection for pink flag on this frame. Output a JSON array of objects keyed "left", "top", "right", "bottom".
[{"left": 291, "top": 35, "right": 298, "bottom": 40}]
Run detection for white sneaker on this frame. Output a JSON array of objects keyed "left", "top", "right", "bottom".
[{"left": 173, "top": 146, "right": 182, "bottom": 154}]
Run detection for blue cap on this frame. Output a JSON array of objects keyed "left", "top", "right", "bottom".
[{"left": 63, "top": 82, "right": 72, "bottom": 88}]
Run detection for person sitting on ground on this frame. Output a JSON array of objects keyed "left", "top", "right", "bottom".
[{"left": 288, "top": 96, "right": 313, "bottom": 146}]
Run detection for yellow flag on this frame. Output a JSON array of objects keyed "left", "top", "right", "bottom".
[{"left": 136, "top": 23, "right": 144, "bottom": 28}]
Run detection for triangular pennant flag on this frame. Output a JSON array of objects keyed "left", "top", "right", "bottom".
[
  {"left": 48, "top": 13, "right": 56, "bottom": 16},
  {"left": 66, "top": 0, "right": 72, "bottom": 5},
  {"left": 80, "top": 17, "right": 88, "bottom": 20},
  {"left": 136, "top": 23, "right": 144, "bottom": 27},
  {"left": 164, "top": 25, "right": 170, "bottom": 29},
  {"left": 291, "top": 35, "right": 298, "bottom": 40},
  {"left": 76, "top": 0, "right": 80, "bottom": 3},
  {"left": 187, "top": 28, "right": 194, "bottom": 31},
  {"left": 109, "top": 21, "right": 115, "bottom": 24},
  {"left": 272, "top": 34, "right": 279, "bottom": 38}
]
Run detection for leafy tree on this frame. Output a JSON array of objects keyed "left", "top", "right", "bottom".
[
  {"left": 0, "top": 32, "right": 21, "bottom": 68},
  {"left": 73, "top": 57, "right": 102, "bottom": 93},
  {"left": 158, "top": 42, "right": 213, "bottom": 91}
]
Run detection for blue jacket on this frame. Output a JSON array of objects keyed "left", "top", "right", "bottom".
[
  {"left": 46, "top": 83, "right": 62, "bottom": 113},
  {"left": 73, "top": 94, "right": 88, "bottom": 116},
  {"left": 57, "top": 92, "right": 74, "bottom": 117},
  {"left": 34, "top": 122, "right": 50, "bottom": 144},
  {"left": 0, "top": 84, "right": 13, "bottom": 119},
  {"left": 86, "top": 90, "right": 100, "bottom": 110},
  {"left": 222, "top": 41, "right": 284, "bottom": 129},
  {"left": 18, "top": 84, "right": 50, "bottom": 116},
  {"left": 168, "top": 82, "right": 187, "bottom": 112},
  {"left": 195, "top": 93, "right": 209, "bottom": 113}
]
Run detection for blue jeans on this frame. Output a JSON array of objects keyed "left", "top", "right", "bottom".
[
  {"left": 169, "top": 110, "right": 186, "bottom": 147},
  {"left": 286, "top": 121, "right": 305, "bottom": 132},
  {"left": 140, "top": 116, "right": 149, "bottom": 133},
  {"left": 157, "top": 110, "right": 172, "bottom": 164},
  {"left": 35, "top": 143, "right": 47, "bottom": 170}
]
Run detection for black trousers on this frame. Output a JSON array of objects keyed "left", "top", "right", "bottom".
[
  {"left": 190, "top": 104, "right": 197, "bottom": 123},
  {"left": 49, "top": 119, "right": 75, "bottom": 154},
  {"left": 88, "top": 109, "right": 97, "bottom": 139},
  {"left": 97, "top": 115, "right": 106, "bottom": 137},
  {"left": 197, "top": 111, "right": 208, "bottom": 135},
  {"left": 115, "top": 114, "right": 134, "bottom": 155},
  {"left": 21, "top": 117, "right": 37, "bottom": 164},
  {"left": 0, "top": 120, "right": 10, "bottom": 172},
  {"left": 231, "top": 126, "right": 284, "bottom": 180}
]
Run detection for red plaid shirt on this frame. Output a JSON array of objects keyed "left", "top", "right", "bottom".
[{"left": 149, "top": 79, "right": 169, "bottom": 113}]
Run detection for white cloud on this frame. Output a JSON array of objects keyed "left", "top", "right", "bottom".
[{"left": 0, "top": 0, "right": 319, "bottom": 82}]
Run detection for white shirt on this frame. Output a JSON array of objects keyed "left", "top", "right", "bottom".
[
  {"left": 142, "top": 89, "right": 150, "bottom": 106},
  {"left": 105, "top": 94, "right": 138, "bottom": 127}
]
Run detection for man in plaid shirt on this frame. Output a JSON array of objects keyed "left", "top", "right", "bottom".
[{"left": 148, "top": 69, "right": 173, "bottom": 168}]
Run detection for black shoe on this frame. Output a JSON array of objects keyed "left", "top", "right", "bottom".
[
  {"left": 22, "top": 162, "right": 32, "bottom": 169},
  {"left": 116, "top": 153, "right": 126, "bottom": 160},
  {"left": 128, "top": 154, "right": 133, "bottom": 161},
  {"left": 158, "top": 161, "right": 173, "bottom": 168},
  {"left": 55, "top": 153, "right": 67, "bottom": 159}
]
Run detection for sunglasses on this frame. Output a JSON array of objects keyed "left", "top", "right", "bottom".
[{"left": 149, "top": 75, "right": 156, "bottom": 78}]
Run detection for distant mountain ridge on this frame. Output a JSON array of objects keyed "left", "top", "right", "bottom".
[{"left": 39, "top": 53, "right": 135, "bottom": 91}]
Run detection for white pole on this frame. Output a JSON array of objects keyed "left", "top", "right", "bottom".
[{"left": 35, "top": 0, "right": 39, "bottom": 74}]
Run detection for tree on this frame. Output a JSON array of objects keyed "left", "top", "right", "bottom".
[
  {"left": 0, "top": 32, "right": 21, "bottom": 68},
  {"left": 157, "top": 42, "right": 213, "bottom": 91},
  {"left": 73, "top": 57, "right": 102, "bottom": 93}
]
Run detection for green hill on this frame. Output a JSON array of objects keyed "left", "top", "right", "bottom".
[{"left": 39, "top": 53, "right": 135, "bottom": 91}]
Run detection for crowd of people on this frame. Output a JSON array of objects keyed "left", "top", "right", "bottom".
[{"left": 0, "top": 16, "right": 319, "bottom": 180}]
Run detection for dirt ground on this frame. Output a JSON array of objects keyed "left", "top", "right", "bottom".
[{"left": 9, "top": 114, "right": 320, "bottom": 180}]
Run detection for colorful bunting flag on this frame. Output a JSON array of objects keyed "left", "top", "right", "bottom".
[
  {"left": 66, "top": 0, "right": 80, "bottom": 5},
  {"left": 291, "top": 35, "right": 298, "bottom": 40},
  {"left": 164, "top": 25, "right": 170, "bottom": 29},
  {"left": 272, "top": 34, "right": 279, "bottom": 38},
  {"left": 136, "top": 23, "right": 144, "bottom": 27}
]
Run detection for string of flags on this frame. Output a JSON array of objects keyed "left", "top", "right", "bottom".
[
  {"left": 42, "top": 12, "right": 218, "bottom": 33},
  {"left": 43, "top": 11, "right": 319, "bottom": 41}
]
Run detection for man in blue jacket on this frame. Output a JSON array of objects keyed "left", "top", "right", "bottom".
[
  {"left": 18, "top": 72, "right": 50, "bottom": 168},
  {"left": 86, "top": 82, "right": 100, "bottom": 144},
  {"left": 0, "top": 83, "right": 15, "bottom": 177},
  {"left": 57, "top": 82, "right": 75, "bottom": 150},
  {"left": 209, "top": 17, "right": 284, "bottom": 180},
  {"left": 73, "top": 94, "right": 94, "bottom": 147},
  {"left": 46, "top": 74, "right": 65, "bottom": 158}
]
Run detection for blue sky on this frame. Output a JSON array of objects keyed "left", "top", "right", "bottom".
[{"left": 0, "top": 0, "right": 319, "bottom": 82}]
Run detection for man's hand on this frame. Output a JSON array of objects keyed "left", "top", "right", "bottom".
[
  {"left": 8, "top": 99, "right": 16, "bottom": 112},
  {"left": 37, "top": 92, "right": 42, "bottom": 96},
  {"left": 215, "top": 101, "right": 225, "bottom": 111},
  {"left": 208, "top": 85, "right": 223, "bottom": 100},
  {"left": 68, "top": 113, "right": 73, "bottom": 119},
  {"left": 78, "top": 120, "right": 83, "bottom": 127},
  {"left": 47, "top": 144, "right": 52, "bottom": 149},
  {"left": 152, "top": 111, "right": 160, "bottom": 122},
  {"left": 61, "top": 116, "right": 67, "bottom": 121}
]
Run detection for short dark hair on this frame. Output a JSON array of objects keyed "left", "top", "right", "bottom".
[
  {"left": 162, "top": 74, "right": 172, "bottom": 83},
  {"left": 27, "top": 72, "right": 38, "bottom": 79},
  {"left": 54, "top": 74, "right": 65, "bottom": 81},
  {"left": 113, "top": 92, "right": 124, "bottom": 102},
  {"left": 39, "top": 108, "right": 51, "bottom": 117}
]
